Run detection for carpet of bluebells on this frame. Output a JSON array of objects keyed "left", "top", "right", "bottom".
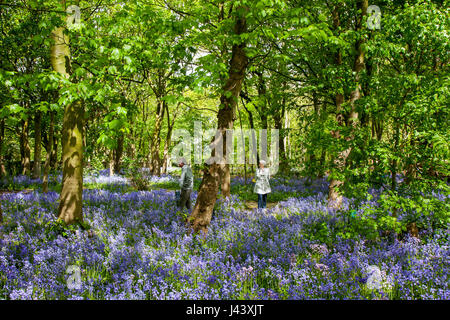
[{"left": 0, "top": 171, "right": 449, "bottom": 300}]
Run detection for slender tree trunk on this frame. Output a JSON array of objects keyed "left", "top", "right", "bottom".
[
  {"left": 328, "top": 6, "right": 345, "bottom": 209},
  {"left": 52, "top": 11, "right": 84, "bottom": 224},
  {"left": 51, "top": 133, "right": 58, "bottom": 170},
  {"left": 129, "top": 127, "right": 136, "bottom": 160},
  {"left": 188, "top": 7, "right": 248, "bottom": 234},
  {"left": 328, "top": 0, "right": 367, "bottom": 209},
  {"left": 306, "top": 93, "right": 320, "bottom": 174},
  {"left": 43, "top": 111, "right": 55, "bottom": 193},
  {"left": 318, "top": 100, "right": 327, "bottom": 178},
  {"left": 0, "top": 119, "right": 6, "bottom": 178},
  {"left": 273, "top": 97, "right": 286, "bottom": 172},
  {"left": 391, "top": 121, "right": 400, "bottom": 192},
  {"left": 113, "top": 133, "right": 124, "bottom": 174},
  {"left": 109, "top": 149, "right": 114, "bottom": 176},
  {"left": 33, "top": 111, "right": 42, "bottom": 179},
  {"left": 241, "top": 97, "right": 259, "bottom": 169},
  {"left": 279, "top": 100, "right": 286, "bottom": 171},
  {"left": 21, "top": 117, "right": 31, "bottom": 176},
  {"left": 162, "top": 103, "right": 176, "bottom": 174},
  {"left": 237, "top": 104, "right": 247, "bottom": 184},
  {"left": 150, "top": 100, "right": 165, "bottom": 176},
  {"left": 257, "top": 72, "right": 268, "bottom": 130}
]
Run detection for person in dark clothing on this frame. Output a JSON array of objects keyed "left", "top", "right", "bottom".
[{"left": 177, "top": 157, "right": 194, "bottom": 211}]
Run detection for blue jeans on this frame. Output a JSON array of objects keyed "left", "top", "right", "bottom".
[{"left": 257, "top": 193, "right": 267, "bottom": 209}]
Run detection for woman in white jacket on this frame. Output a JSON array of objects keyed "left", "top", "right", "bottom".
[{"left": 254, "top": 160, "right": 271, "bottom": 209}]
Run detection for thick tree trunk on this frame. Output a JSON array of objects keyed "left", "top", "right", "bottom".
[
  {"left": 21, "top": 117, "right": 31, "bottom": 176},
  {"left": 43, "top": 111, "right": 54, "bottom": 193},
  {"left": 52, "top": 17, "right": 84, "bottom": 224},
  {"left": 33, "top": 111, "right": 42, "bottom": 179},
  {"left": 219, "top": 160, "right": 231, "bottom": 198},
  {"left": 328, "top": 1, "right": 367, "bottom": 209},
  {"left": 58, "top": 100, "right": 84, "bottom": 224},
  {"left": 188, "top": 7, "right": 248, "bottom": 234}
]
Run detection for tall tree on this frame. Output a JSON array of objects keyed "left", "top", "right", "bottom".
[
  {"left": 53, "top": 0, "right": 84, "bottom": 224},
  {"left": 328, "top": 0, "right": 367, "bottom": 209},
  {"left": 32, "top": 111, "right": 42, "bottom": 179},
  {"left": 20, "top": 114, "right": 31, "bottom": 176},
  {"left": 188, "top": 5, "right": 249, "bottom": 234},
  {"left": 0, "top": 118, "right": 6, "bottom": 177},
  {"left": 42, "top": 111, "right": 55, "bottom": 193}
]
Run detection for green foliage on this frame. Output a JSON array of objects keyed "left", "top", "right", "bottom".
[{"left": 43, "top": 218, "right": 91, "bottom": 241}]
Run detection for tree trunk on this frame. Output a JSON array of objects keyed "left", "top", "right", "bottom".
[
  {"left": 162, "top": 103, "right": 176, "bottom": 174},
  {"left": 237, "top": 104, "right": 247, "bottom": 184},
  {"left": 0, "top": 119, "right": 6, "bottom": 178},
  {"left": 391, "top": 121, "right": 400, "bottom": 192},
  {"left": 273, "top": 97, "right": 286, "bottom": 172},
  {"left": 21, "top": 117, "right": 31, "bottom": 176},
  {"left": 150, "top": 100, "right": 165, "bottom": 176},
  {"left": 109, "top": 149, "right": 114, "bottom": 176},
  {"left": 188, "top": 7, "right": 248, "bottom": 234},
  {"left": 241, "top": 97, "right": 259, "bottom": 169},
  {"left": 113, "top": 133, "right": 124, "bottom": 174},
  {"left": 43, "top": 111, "right": 54, "bottom": 193},
  {"left": 318, "top": 99, "right": 328, "bottom": 178},
  {"left": 52, "top": 14, "right": 84, "bottom": 224},
  {"left": 162, "top": 130, "right": 171, "bottom": 174},
  {"left": 219, "top": 159, "right": 231, "bottom": 198},
  {"left": 328, "top": 1, "right": 367, "bottom": 209},
  {"left": 51, "top": 133, "right": 58, "bottom": 170},
  {"left": 58, "top": 100, "right": 84, "bottom": 224},
  {"left": 257, "top": 72, "right": 268, "bottom": 130},
  {"left": 33, "top": 111, "right": 42, "bottom": 179}
]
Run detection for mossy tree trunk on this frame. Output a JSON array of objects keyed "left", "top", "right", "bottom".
[{"left": 51, "top": 5, "right": 84, "bottom": 224}]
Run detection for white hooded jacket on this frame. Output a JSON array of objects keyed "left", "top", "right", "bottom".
[{"left": 254, "top": 167, "right": 271, "bottom": 194}]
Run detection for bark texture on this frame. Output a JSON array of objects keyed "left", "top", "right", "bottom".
[
  {"left": 52, "top": 20, "right": 85, "bottom": 224},
  {"left": 188, "top": 7, "right": 249, "bottom": 234}
]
